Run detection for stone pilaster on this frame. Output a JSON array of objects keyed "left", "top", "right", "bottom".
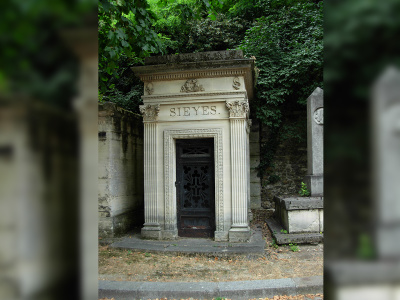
[
  {"left": 140, "top": 104, "right": 162, "bottom": 239},
  {"left": 226, "top": 100, "right": 251, "bottom": 242}
]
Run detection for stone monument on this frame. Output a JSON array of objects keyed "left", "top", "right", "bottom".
[
  {"left": 132, "top": 50, "right": 255, "bottom": 242},
  {"left": 270, "top": 87, "right": 324, "bottom": 243},
  {"left": 304, "top": 87, "right": 324, "bottom": 196}
]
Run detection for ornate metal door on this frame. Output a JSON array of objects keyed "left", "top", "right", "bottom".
[{"left": 176, "top": 139, "right": 215, "bottom": 238}]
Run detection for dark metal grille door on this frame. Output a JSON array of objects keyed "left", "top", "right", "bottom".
[{"left": 176, "top": 139, "right": 215, "bottom": 237}]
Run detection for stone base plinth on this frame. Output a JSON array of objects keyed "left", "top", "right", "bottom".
[
  {"left": 214, "top": 231, "right": 229, "bottom": 242},
  {"left": 229, "top": 226, "right": 251, "bottom": 242},
  {"left": 161, "top": 230, "right": 178, "bottom": 240},
  {"left": 274, "top": 196, "right": 323, "bottom": 233},
  {"left": 141, "top": 225, "right": 162, "bottom": 240},
  {"left": 304, "top": 174, "right": 323, "bottom": 197}
]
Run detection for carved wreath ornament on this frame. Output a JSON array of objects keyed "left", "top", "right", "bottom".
[
  {"left": 180, "top": 79, "right": 204, "bottom": 93},
  {"left": 145, "top": 82, "right": 154, "bottom": 95},
  {"left": 313, "top": 108, "right": 323, "bottom": 125}
]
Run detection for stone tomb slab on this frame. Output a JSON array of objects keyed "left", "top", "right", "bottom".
[{"left": 273, "top": 196, "right": 324, "bottom": 234}]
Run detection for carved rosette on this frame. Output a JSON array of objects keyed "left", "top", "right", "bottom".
[
  {"left": 180, "top": 79, "right": 204, "bottom": 93},
  {"left": 139, "top": 104, "right": 160, "bottom": 122},
  {"left": 226, "top": 100, "right": 249, "bottom": 118}
]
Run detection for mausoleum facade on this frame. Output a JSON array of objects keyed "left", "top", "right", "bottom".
[{"left": 132, "top": 50, "right": 255, "bottom": 242}]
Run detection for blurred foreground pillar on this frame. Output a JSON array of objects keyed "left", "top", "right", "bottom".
[
  {"left": 63, "top": 28, "right": 98, "bottom": 300},
  {"left": 372, "top": 66, "right": 400, "bottom": 259}
]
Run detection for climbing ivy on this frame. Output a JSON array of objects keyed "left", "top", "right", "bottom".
[{"left": 239, "top": 0, "right": 322, "bottom": 173}]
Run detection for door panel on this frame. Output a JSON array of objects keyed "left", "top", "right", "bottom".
[{"left": 176, "top": 139, "right": 215, "bottom": 237}]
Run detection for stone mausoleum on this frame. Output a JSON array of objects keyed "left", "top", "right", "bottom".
[{"left": 132, "top": 50, "right": 255, "bottom": 242}]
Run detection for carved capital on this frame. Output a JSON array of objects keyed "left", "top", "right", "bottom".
[
  {"left": 139, "top": 104, "right": 160, "bottom": 121},
  {"left": 226, "top": 100, "right": 249, "bottom": 118},
  {"left": 180, "top": 79, "right": 204, "bottom": 93}
]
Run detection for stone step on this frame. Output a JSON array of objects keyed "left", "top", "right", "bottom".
[{"left": 267, "top": 218, "right": 323, "bottom": 245}]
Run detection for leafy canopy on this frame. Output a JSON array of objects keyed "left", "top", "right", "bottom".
[
  {"left": 98, "top": 0, "right": 163, "bottom": 92},
  {"left": 239, "top": 0, "right": 323, "bottom": 128}
]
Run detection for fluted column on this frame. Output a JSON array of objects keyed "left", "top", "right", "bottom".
[
  {"left": 139, "top": 104, "right": 162, "bottom": 239},
  {"left": 226, "top": 100, "right": 251, "bottom": 242}
]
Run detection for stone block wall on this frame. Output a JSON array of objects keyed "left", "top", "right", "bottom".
[
  {"left": 249, "top": 119, "right": 261, "bottom": 209},
  {"left": 260, "top": 111, "right": 308, "bottom": 209},
  {"left": 98, "top": 102, "right": 144, "bottom": 237}
]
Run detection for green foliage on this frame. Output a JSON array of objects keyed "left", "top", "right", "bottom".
[
  {"left": 289, "top": 243, "right": 299, "bottom": 252},
  {"left": 280, "top": 229, "right": 288, "bottom": 234},
  {"left": 155, "top": 13, "right": 251, "bottom": 54},
  {"left": 270, "top": 238, "right": 279, "bottom": 249},
  {"left": 279, "top": 119, "right": 306, "bottom": 144},
  {"left": 356, "top": 233, "right": 375, "bottom": 260},
  {"left": 0, "top": 0, "right": 95, "bottom": 108},
  {"left": 99, "top": 0, "right": 163, "bottom": 92},
  {"left": 238, "top": 1, "right": 322, "bottom": 177},
  {"left": 98, "top": 0, "right": 227, "bottom": 112},
  {"left": 299, "top": 181, "right": 310, "bottom": 197},
  {"left": 99, "top": 54, "right": 145, "bottom": 113},
  {"left": 239, "top": 1, "right": 323, "bottom": 129}
]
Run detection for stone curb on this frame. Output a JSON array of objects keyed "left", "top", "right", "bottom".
[{"left": 98, "top": 276, "right": 323, "bottom": 300}]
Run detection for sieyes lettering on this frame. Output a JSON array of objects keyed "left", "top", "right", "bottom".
[{"left": 170, "top": 106, "right": 217, "bottom": 117}]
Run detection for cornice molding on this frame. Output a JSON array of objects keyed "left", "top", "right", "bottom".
[
  {"left": 137, "top": 68, "right": 249, "bottom": 83},
  {"left": 132, "top": 53, "right": 255, "bottom": 100},
  {"left": 142, "top": 91, "right": 248, "bottom": 101}
]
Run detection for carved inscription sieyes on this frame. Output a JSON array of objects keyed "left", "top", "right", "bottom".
[{"left": 170, "top": 106, "right": 217, "bottom": 117}]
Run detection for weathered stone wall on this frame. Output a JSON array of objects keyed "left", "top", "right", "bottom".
[
  {"left": 260, "top": 111, "right": 308, "bottom": 209},
  {"left": 98, "top": 102, "right": 144, "bottom": 237},
  {"left": 249, "top": 119, "right": 261, "bottom": 209}
]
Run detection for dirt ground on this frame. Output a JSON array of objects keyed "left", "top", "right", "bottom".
[{"left": 99, "top": 209, "right": 323, "bottom": 283}]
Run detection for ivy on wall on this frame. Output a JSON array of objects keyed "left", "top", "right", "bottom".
[{"left": 238, "top": 0, "right": 322, "bottom": 176}]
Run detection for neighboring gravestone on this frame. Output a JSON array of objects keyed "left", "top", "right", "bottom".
[
  {"left": 269, "top": 88, "right": 324, "bottom": 243},
  {"left": 304, "top": 87, "right": 324, "bottom": 196}
]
